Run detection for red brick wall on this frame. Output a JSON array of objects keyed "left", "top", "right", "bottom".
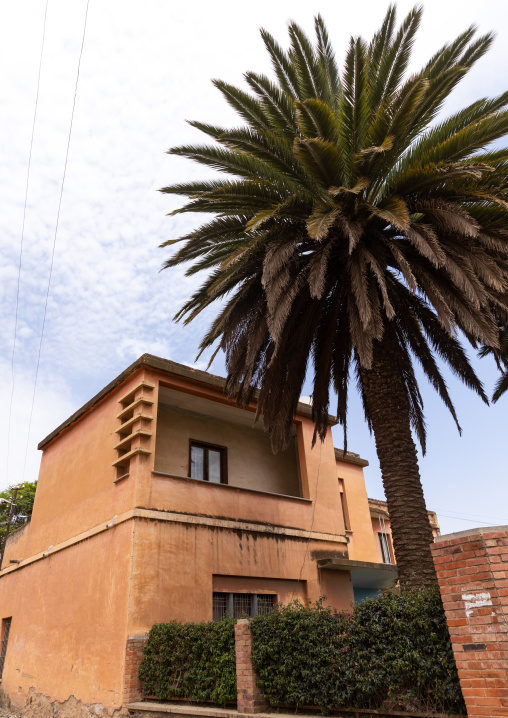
[
  {"left": 123, "top": 635, "right": 148, "bottom": 704},
  {"left": 431, "top": 527, "right": 508, "bottom": 717},
  {"left": 234, "top": 619, "right": 267, "bottom": 714}
]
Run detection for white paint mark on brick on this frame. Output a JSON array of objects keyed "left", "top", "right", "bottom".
[{"left": 462, "top": 591, "right": 492, "bottom": 618}]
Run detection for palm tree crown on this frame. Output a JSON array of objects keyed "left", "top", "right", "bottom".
[{"left": 161, "top": 5, "right": 508, "bottom": 585}]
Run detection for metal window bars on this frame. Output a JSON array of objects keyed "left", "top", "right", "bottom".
[
  {"left": 0, "top": 618, "right": 12, "bottom": 680},
  {"left": 212, "top": 593, "right": 276, "bottom": 621}
]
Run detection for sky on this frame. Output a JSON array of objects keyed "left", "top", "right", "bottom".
[{"left": 0, "top": 0, "right": 507, "bottom": 535}]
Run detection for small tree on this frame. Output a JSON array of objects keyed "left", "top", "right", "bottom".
[{"left": 0, "top": 481, "right": 37, "bottom": 546}]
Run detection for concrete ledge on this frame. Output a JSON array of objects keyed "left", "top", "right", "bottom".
[
  {"left": 0, "top": 508, "right": 347, "bottom": 575},
  {"left": 126, "top": 702, "right": 466, "bottom": 718},
  {"left": 152, "top": 472, "right": 311, "bottom": 503},
  {"left": 433, "top": 524, "right": 508, "bottom": 542},
  {"left": 334, "top": 448, "right": 369, "bottom": 467},
  {"left": 127, "top": 704, "right": 239, "bottom": 718}
]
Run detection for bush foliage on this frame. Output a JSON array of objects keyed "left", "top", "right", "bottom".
[
  {"left": 250, "top": 588, "right": 465, "bottom": 715},
  {"left": 138, "top": 619, "right": 236, "bottom": 706},
  {"left": 0, "top": 481, "right": 37, "bottom": 545}
]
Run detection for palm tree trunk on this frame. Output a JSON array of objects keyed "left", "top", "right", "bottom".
[{"left": 360, "top": 340, "right": 437, "bottom": 588}]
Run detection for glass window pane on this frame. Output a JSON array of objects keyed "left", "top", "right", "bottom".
[
  {"left": 190, "top": 445, "right": 204, "bottom": 480},
  {"left": 208, "top": 449, "right": 222, "bottom": 483}
]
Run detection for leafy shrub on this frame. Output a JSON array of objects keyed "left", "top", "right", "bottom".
[
  {"left": 139, "top": 619, "right": 236, "bottom": 707},
  {"left": 250, "top": 588, "right": 465, "bottom": 715}
]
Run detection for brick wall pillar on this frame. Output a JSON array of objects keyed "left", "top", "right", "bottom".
[
  {"left": 431, "top": 526, "right": 508, "bottom": 717},
  {"left": 123, "top": 634, "right": 148, "bottom": 705},
  {"left": 235, "top": 619, "right": 267, "bottom": 714}
]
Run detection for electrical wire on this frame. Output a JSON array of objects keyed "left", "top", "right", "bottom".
[
  {"left": 5, "top": 0, "right": 49, "bottom": 487},
  {"left": 437, "top": 513, "right": 505, "bottom": 527},
  {"left": 20, "top": 0, "right": 90, "bottom": 483},
  {"left": 433, "top": 507, "right": 508, "bottom": 522}
]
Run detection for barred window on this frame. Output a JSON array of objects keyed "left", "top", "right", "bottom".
[
  {"left": 0, "top": 618, "right": 11, "bottom": 680},
  {"left": 213, "top": 593, "right": 227, "bottom": 622},
  {"left": 257, "top": 594, "right": 276, "bottom": 615},
  {"left": 212, "top": 592, "right": 276, "bottom": 621},
  {"left": 378, "top": 532, "right": 392, "bottom": 563},
  {"left": 233, "top": 593, "right": 252, "bottom": 618}
]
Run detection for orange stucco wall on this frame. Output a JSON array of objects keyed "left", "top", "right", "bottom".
[
  {"left": 0, "top": 520, "right": 132, "bottom": 710},
  {"left": 2, "top": 371, "right": 153, "bottom": 566},
  {"left": 126, "top": 518, "right": 353, "bottom": 634},
  {"left": 0, "top": 364, "right": 360, "bottom": 712},
  {"left": 336, "top": 458, "right": 378, "bottom": 563}
]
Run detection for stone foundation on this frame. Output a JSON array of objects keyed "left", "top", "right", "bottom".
[{"left": 0, "top": 688, "right": 125, "bottom": 718}]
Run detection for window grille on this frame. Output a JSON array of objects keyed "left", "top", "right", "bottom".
[
  {"left": 0, "top": 618, "right": 12, "bottom": 680},
  {"left": 213, "top": 593, "right": 227, "bottom": 622},
  {"left": 233, "top": 593, "right": 252, "bottom": 618},
  {"left": 256, "top": 594, "right": 276, "bottom": 615},
  {"left": 378, "top": 532, "right": 391, "bottom": 564},
  {"left": 212, "top": 593, "right": 276, "bottom": 621}
]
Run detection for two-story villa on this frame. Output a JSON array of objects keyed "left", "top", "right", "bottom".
[{"left": 0, "top": 354, "right": 438, "bottom": 715}]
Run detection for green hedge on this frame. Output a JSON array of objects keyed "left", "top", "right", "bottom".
[
  {"left": 250, "top": 588, "right": 465, "bottom": 715},
  {"left": 138, "top": 619, "right": 236, "bottom": 706}
]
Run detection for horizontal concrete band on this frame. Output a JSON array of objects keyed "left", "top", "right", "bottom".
[
  {"left": 126, "top": 702, "right": 465, "bottom": 718},
  {"left": 0, "top": 508, "right": 347, "bottom": 576}
]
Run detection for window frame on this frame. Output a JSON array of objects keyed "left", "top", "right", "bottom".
[
  {"left": 189, "top": 440, "right": 228, "bottom": 484},
  {"left": 378, "top": 532, "right": 392, "bottom": 564},
  {"left": 338, "top": 478, "right": 351, "bottom": 531}
]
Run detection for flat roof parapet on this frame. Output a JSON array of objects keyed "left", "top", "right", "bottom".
[
  {"left": 38, "top": 353, "right": 339, "bottom": 449},
  {"left": 334, "top": 447, "right": 369, "bottom": 467}
]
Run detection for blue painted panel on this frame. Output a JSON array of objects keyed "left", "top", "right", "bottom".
[{"left": 353, "top": 586, "right": 381, "bottom": 603}]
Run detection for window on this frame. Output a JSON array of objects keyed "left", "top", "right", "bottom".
[
  {"left": 0, "top": 618, "right": 12, "bottom": 680},
  {"left": 189, "top": 441, "right": 227, "bottom": 484},
  {"left": 378, "top": 532, "right": 392, "bottom": 564},
  {"left": 212, "top": 593, "right": 276, "bottom": 621},
  {"left": 338, "top": 479, "right": 351, "bottom": 531}
]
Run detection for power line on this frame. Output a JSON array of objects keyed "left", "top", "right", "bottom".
[
  {"left": 434, "top": 507, "right": 508, "bottom": 522},
  {"left": 437, "top": 513, "right": 505, "bottom": 527},
  {"left": 6, "top": 0, "right": 49, "bottom": 487},
  {"left": 21, "top": 0, "right": 91, "bottom": 483}
]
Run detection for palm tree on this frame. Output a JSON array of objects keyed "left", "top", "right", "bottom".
[
  {"left": 480, "top": 319, "right": 508, "bottom": 401},
  {"left": 161, "top": 5, "right": 508, "bottom": 586}
]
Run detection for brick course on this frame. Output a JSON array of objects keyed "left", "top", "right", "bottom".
[
  {"left": 234, "top": 619, "right": 268, "bottom": 714},
  {"left": 123, "top": 634, "right": 148, "bottom": 704},
  {"left": 431, "top": 526, "right": 508, "bottom": 717}
]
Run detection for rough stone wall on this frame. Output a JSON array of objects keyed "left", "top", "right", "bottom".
[
  {"left": 0, "top": 688, "right": 125, "bottom": 718},
  {"left": 123, "top": 637, "right": 148, "bottom": 705},
  {"left": 234, "top": 619, "right": 267, "bottom": 714},
  {"left": 431, "top": 526, "right": 508, "bottom": 718}
]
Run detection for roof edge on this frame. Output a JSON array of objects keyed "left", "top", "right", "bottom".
[
  {"left": 38, "top": 353, "right": 338, "bottom": 450},
  {"left": 334, "top": 447, "right": 369, "bottom": 467}
]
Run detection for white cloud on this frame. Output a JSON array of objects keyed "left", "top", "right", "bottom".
[{"left": 0, "top": 0, "right": 507, "bottom": 532}]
